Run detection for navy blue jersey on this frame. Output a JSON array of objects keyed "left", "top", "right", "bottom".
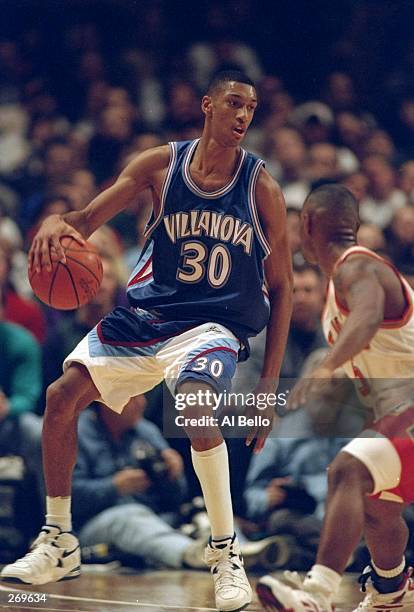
[{"left": 126, "top": 139, "right": 271, "bottom": 344}]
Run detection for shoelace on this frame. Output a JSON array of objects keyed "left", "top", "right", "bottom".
[
  {"left": 213, "top": 558, "right": 246, "bottom": 590},
  {"left": 358, "top": 567, "right": 373, "bottom": 594},
  {"left": 283, "top": 570, "right": 305, "bottom": 589},
  {"left": 207, "top": 547, "right": 246, "bottom": 590}
]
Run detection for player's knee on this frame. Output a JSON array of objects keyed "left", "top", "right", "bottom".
[
  {"left": 46, "top": 378, "right": 77, "bottom": 416},
  {"left": 328, "top": 451, "right": 373, "bottom": 494}
]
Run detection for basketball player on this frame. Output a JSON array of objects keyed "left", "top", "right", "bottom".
[
  {"left": 1, "top": 71, "right": 293, "bottom": 612},
  {"left": 257, "top": 184, "right": 414, "bottom": 611}
]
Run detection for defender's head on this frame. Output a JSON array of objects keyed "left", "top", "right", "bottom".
[
  {"left": 202, "top": 70, "right": 257, "bottom": 146},
  {"left": 300, "top": 183, "right": 359, "bottom": 264}
]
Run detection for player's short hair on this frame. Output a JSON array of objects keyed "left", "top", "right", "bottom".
[
  {"left": 207, "top": 70, "right": 255, "bottom": 95},
  {"left": 305, "top": 183, "right": 358, "bottom": 217},
  {"left": 304, "top": 183, "right": 360, "bottom": 238}
]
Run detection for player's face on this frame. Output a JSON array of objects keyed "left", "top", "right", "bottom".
[{"left": 205, "top": 82, "right": 257, "bottom": 146}]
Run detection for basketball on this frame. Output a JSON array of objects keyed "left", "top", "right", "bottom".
[{"left": 28, "top": 236, "right": 103, "bottom": 310}]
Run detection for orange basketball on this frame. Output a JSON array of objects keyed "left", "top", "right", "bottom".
[{"left": 29, "top": 236, "right": 103, "bottom": 310}]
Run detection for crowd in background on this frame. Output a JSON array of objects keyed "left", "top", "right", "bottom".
[{"left": 1, "top": 0, "right": 414, "bottom": 571}]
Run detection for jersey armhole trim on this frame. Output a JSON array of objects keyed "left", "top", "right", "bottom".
[
  {"left": 144, "top": 141, "right": 177, "bottom": 238},
  {"left": 248, "top": 160, "right": 272, "bottom": 258},
  {"left": 333, "top": 248, "right": 413, "bottom": 329}
]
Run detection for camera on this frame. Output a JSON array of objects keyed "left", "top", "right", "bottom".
[{"left": 130, "top": 440, "right": 169, "bottom": 484}]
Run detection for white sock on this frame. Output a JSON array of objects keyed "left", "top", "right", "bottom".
[
  {"left": 191, "top": 442, "right": 234, "bottom": 540},
  {"left": 46, "top": 496, "right": 72, "bottom": 532},
  {"left": 304, "top": 564, "right": 342, "bottom": 600},
  {"left": 371, "top": 557, "right": 405, "bottom": 578}
]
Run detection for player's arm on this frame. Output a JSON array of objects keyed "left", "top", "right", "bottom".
[
  {"left": 256, "top": 169, "right": 293, "bottom": 383},
  {"left": 317, "top": 257, "right": 385, "bottom": 374},
  {"left": 288, "top": 258, "right": 385, "bottom": 410},
  {"left": 246, "top": 169, "right": 293, "bottom": 453},
  {"left": 29, "top": 145, "right": 170, "bottom": 272}
]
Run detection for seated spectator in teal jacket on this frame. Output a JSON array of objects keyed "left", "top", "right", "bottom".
[{"left": 0, "top": 287, "right": 42, "bottom": 457}]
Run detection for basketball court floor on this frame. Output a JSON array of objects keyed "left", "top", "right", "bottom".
[{"left": 0, "top": 568, "right": 364, "bottom": 611}]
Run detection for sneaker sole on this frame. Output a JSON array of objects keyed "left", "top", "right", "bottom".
[
  {"left": 218, "top": 599, "right": 252, "bottom": 612},
  {"left": 1, "top": 567, "right": 81, "bottom": 585}
]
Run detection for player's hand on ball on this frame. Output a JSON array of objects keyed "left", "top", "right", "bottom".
[{"left": 29, "top": 214, "right": 86, "bottom": 273}]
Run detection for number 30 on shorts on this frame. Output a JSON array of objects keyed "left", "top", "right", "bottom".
[
  {"left": 191, "top": 356, "right": 224, "bottom": 377},
  {"left": 177, "top": 241, "right": 231, "bottom": 288}
]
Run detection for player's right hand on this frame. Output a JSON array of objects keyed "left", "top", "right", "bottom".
[{"left": 28, "top": 214, "right": 86, "bottom": 273}]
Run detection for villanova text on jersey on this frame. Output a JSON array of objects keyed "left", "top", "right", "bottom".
[{"left": 127, "top": 139, "right": 271, "bottom": 345}]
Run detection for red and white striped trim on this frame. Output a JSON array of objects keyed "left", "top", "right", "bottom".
[
  {"left": 144, "top": 141, "right": 177, "bottom": 238},
  {"left": 333, "top": 246, "right": 414, "bottom": 329},
  {"left": 183, "top": 139, "right": 247, "bottom": 199},
  {"left": 248, "top": 159, "right": 271, "bottom": 258},
  {"left": 127, "top": 256, "right": 153, "bottom": 287}
]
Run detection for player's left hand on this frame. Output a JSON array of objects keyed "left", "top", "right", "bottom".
[
  {"left": 245, "top": 380, "right": 277, "bottom": 454},
  {"left": 161, "top": 448, "right": 184, "bottom": 480},
  {"left": 288, "top": 365, "right": 335, "bottom": 410}
]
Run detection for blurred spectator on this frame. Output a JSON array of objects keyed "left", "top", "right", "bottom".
[
  {"left": 25, "top": 195, "right": 72, "bottom": 245},
  {"left": 363, "top": 129, "right": 397, "bottom": 164},
  {"left": 72, "top": 398, "right": 204, "bottom": 569},
  {"left": 307, "top": 143, "right": 340, "bottom": 183},
  {"left": 290, "top": 101, "right": 334, "bottom": 145},
  {"left": 65, "top": 169, "right": 97, "bottom": 211},
  {"left": 341, "top": 171, "right": 369, "bottom": 203},
  {"left": 0, "top": 241, "right": 46, "bottom": 342},
  {"left": 335, "top": 111, "right": 371, "bottom": 160},
  {"left": 357, "top": 224, "right": 387, "bottom": 255},
  {"left": 234, "top": 264, "right": 326, "bottom": 395},
  {"left": 385, "top": 206, "right": 414, "bottom": 269},
  {"left": 265, "top": 127, "right": 306, "bottom": 186},
  {"left": 359, "top": 155, "right": 406, "bottom": 228},
  {"left": 88, "top": 105, "right": 135, "bottom": 185},
  {"left": 399, "top": 160, "right": 414, "bottom": 205},
  {"left": 88, "top": 225, "right": 130, "bottom": 287},
  {"left": 323, "top": 72, "right": 357, "bottom": 112},
  {"left": 20, "top": 139, "right": 77, "bottom": 231},
  {"left": 286, "top": 208, "right": 302, "bottom": 263},
  {"left": 280, "top": 264, "right": 326, "bottom": 379},
  {"left": 42, "top": 255, "right": 123, "bottom": 389},
  {"left": 163, "top": 81, "right": 203, "bottom": 137},
  {"left": 0, "top": 286, "right": 42, "bottom": 497}
]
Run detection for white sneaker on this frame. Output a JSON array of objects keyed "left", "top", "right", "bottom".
[
  {"left": 0, "top": 526, "right": 81, "bottom": 585},
  {"left": 354, "top": 567, "right": 414, "bottom": 610},
  {"left": 204, "top": 534, "right": 252, "bottom": 612},
  {"left": 256, "top": 573, "right": 333, "bottom": 611}
]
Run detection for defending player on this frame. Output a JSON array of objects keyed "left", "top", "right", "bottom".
[
  {"left": 1, "top": 71, "right": 293, "bottom": 612},
  {"left": 257, "top": 184, "right": 414, "bottom": 611}
]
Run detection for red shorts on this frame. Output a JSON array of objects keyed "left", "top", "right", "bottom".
[{"left": 371, "top": 406, "right": 414, "bottom": 503}]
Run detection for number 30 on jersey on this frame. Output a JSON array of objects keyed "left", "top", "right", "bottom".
[{"left": 177, "top": 241, "right": 232, "bottom": 288}]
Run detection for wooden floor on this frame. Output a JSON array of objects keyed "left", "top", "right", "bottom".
[{"left": 0, "top": 567, "right": 364, "bottom": 611}]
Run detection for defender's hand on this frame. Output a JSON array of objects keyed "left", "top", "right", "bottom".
[
  {"left": 28, "top": 215, "right": 86, "bottom": 273},
  {"left": 288, "top": 366, "right": 335, "bottom": 410}
]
